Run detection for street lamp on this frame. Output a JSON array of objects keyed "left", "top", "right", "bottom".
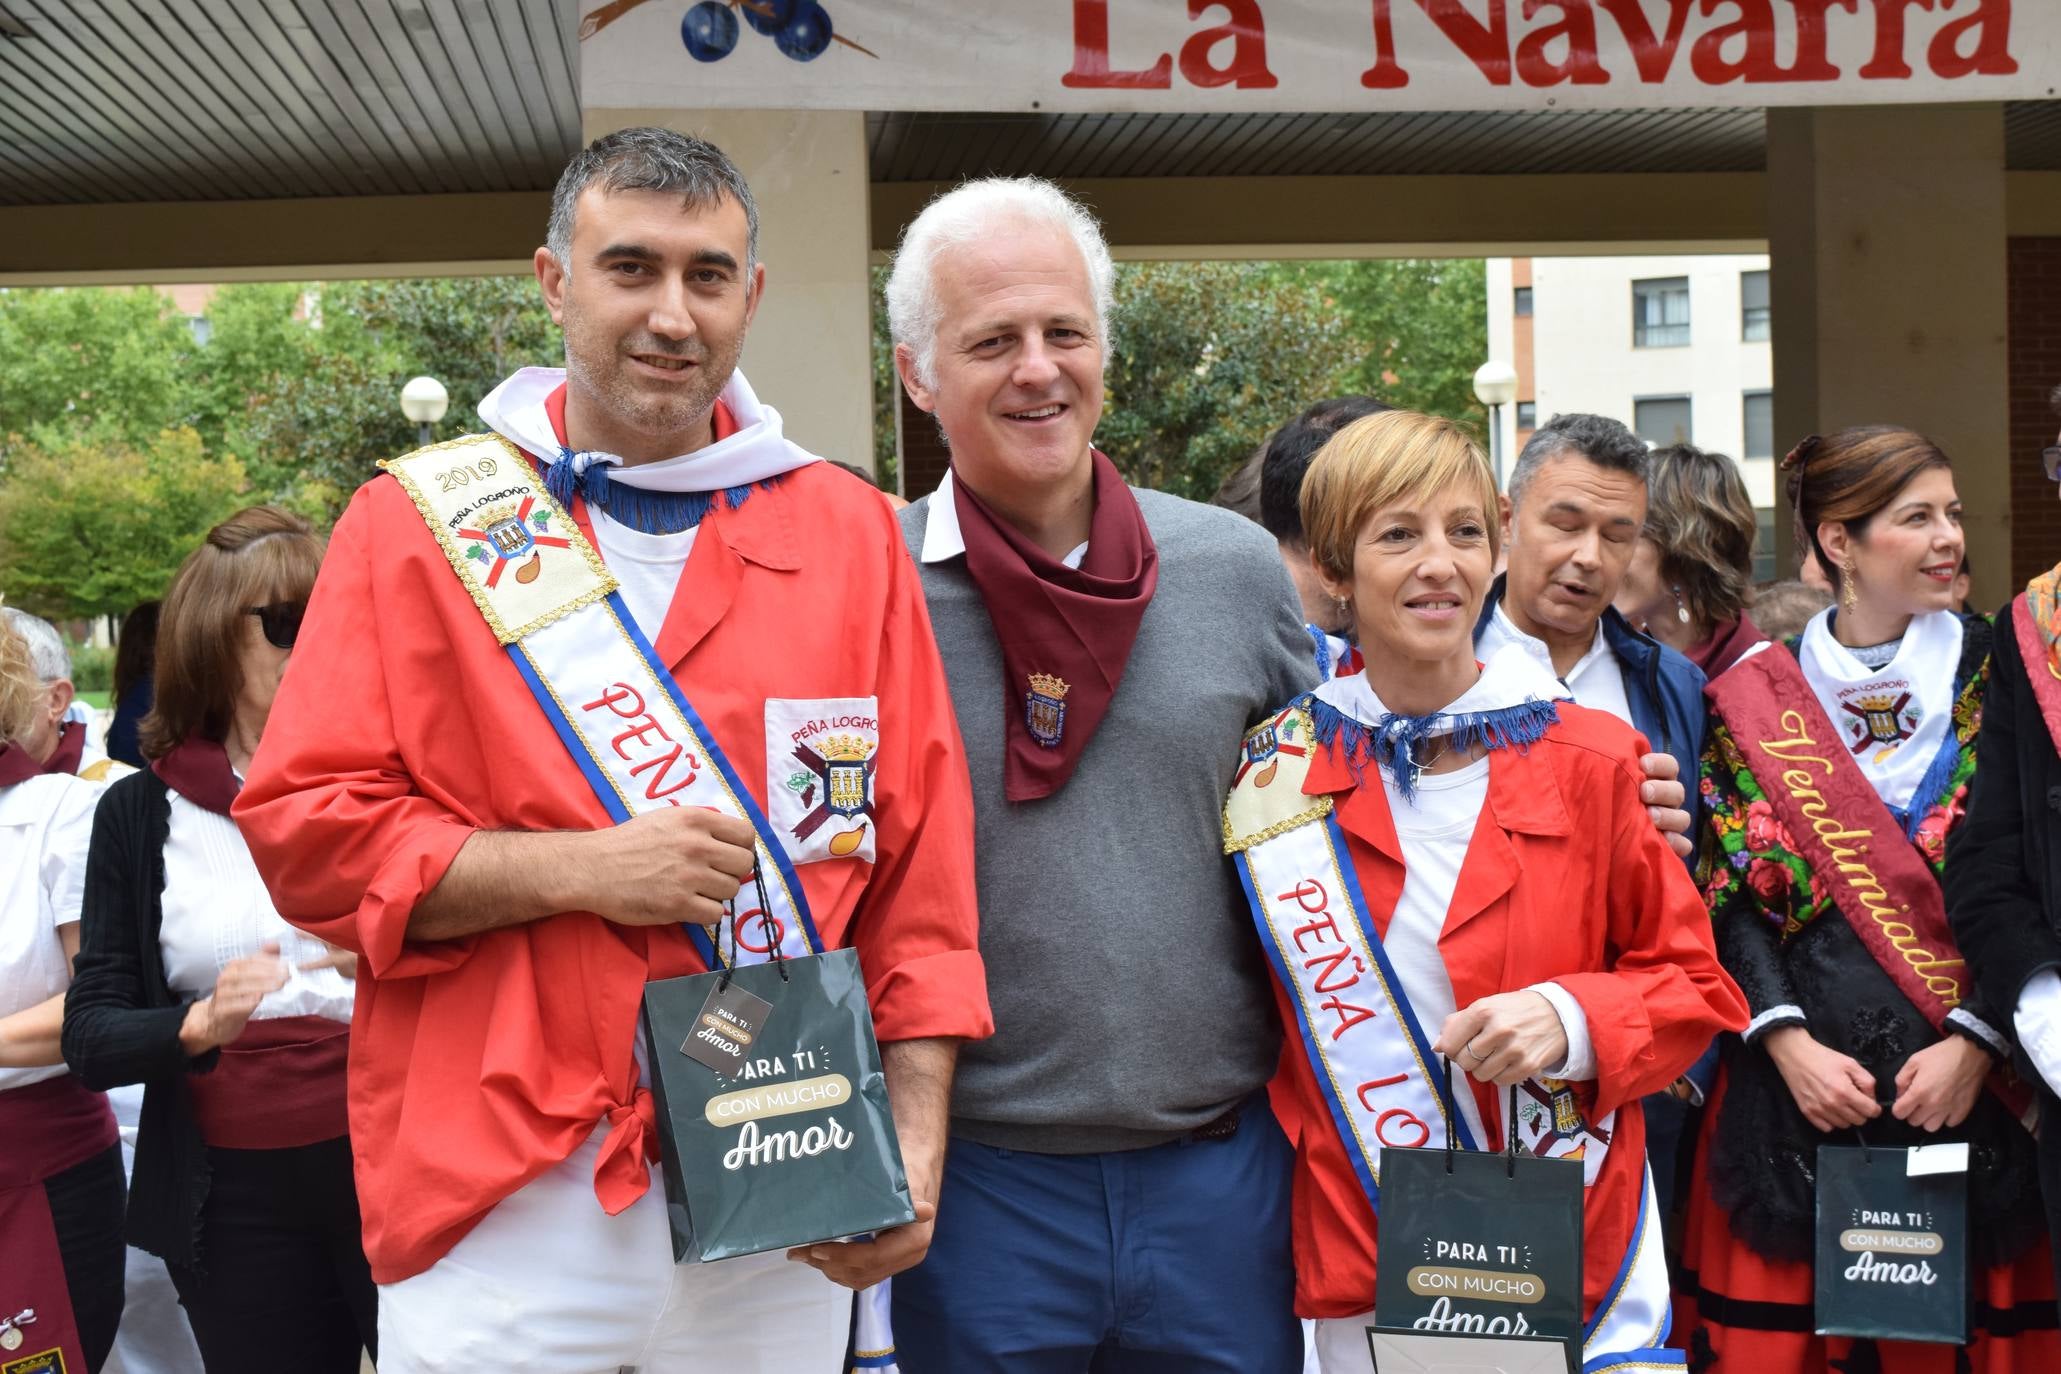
[
  {"left": 400, "top": 375, "right": 450, "bottom": 449},
  {"left": 1472, "top": 361, "right": 1520, "bottom": 490}
]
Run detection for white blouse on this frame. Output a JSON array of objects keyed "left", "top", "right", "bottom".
[
  {"left": 0, "top": 773, "right": 100, "bottom": 1091},
  {"left": 159, "top": 790, "right": 353, "bottom": 1024}
]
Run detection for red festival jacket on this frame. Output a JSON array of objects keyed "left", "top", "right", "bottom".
[
  {"left": 234, "top": 461, "right": 992, "bottom": 1284},
  {"left": 1273, "top": 705, "right": 1747, "bottom": 1318}
]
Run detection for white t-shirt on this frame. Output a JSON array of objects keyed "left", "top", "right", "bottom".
[
  {"left": 588, "top": 512, "right": 697, "bottom": 645},
  {"left": 1384, "top": 756, "right": 1494, "bottom": 1149},
  {"left": 159, "top": 790, "right": 354, "bottom": 1023},
  {"left": 1478, "top": 601, "right": 1634, "bottom": 727},
  {"left": 0, "top": 773, "right": 99, "bottom": 1090}
]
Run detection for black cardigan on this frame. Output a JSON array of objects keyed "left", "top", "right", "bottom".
[
  {"left": 1948, "top": 597, "right": 2061, "bottom": 1063},
  {"left": 59, "top": 770, "right": 222, "bottom": 1270}
]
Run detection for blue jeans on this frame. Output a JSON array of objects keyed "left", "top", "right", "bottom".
[{"left": 892, "top": 1099, "right": 1301, "bottom": 1374}]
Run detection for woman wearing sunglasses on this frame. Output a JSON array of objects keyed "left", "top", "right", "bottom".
[
  {"left": 1949, "top": 393, "right": 2061, "bottom": 1332},
  {"left": 61, "top": 506, "right": 375, "bottom": 1373}
]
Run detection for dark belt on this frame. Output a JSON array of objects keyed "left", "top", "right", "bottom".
[{"left": 1188, "top": 1105, "right": 1241, "bottom": 1143}]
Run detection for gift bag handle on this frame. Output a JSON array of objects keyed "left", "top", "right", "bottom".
[
  {"left": 715, "top": 854, "right": 788, "bottom": 992},
  {"left": 1435, "top": 1058, "right": 1522, "bottom": 1176}
]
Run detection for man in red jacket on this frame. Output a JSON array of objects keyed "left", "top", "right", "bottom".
[{"left": 236, "top": 128, "right": 991, "bottom": 1372}]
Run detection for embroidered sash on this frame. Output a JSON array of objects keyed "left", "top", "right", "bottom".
[
  {"left": 383, "top": 436, "right": 821, "bottom": 970},
  {"left": 1226, "top": 704, "right": 1670, "bottom": 1366},
  {"left": 2014, "top": 595, "right": 2061, "bottom": 758},
  {"left": 1706, "top": 650, "right": 1969, "bottom": 1030}
]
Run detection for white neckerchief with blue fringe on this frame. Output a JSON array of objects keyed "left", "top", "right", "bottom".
[
  {"left": 1306, "top": 645, "right": 1570, "bottom": 805},
  {"left": 1798, "top": 607, "right": 1962, "bottom": 839},
  {"left": 477, "top": 366, "right": 817, "bottom": 535}
]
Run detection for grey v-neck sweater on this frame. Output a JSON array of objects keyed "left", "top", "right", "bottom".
[{"left": 900, "top": 487, "right": 1316, "bottom": 1153}]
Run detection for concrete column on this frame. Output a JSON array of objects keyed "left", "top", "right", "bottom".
[
  {"left": 583, "top": 108, "right": 876, "bottom": 472},
  {"left": 1766, "top": 105, "right": 2009, "bottom": 607}
]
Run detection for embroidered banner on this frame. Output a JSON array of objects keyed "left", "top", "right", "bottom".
[
  {"left": 1707, "top": 650, "right": 1967, "bottom": 1028},
  {"left": 383, "top": 437, "right": 820, "bottom": 969}
]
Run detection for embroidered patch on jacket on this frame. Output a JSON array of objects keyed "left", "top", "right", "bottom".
[{"left": 766, "top": 697, "right": 879, "bottom": 864}]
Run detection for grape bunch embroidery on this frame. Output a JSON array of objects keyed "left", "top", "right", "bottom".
[{"left": 581, "top": 0, "right": 877, "bottom": 63}]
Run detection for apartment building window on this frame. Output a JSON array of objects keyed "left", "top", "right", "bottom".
[
  {"left": 1632, "top": 277, "right": 1690, "bottom": 348},
  {"left": 1633, "top": 395, "right": 1692, "bottom": 447},
  {"left": 1515, "top": 400, "right": 1537, "bottom": 430},
  {"left": 1742, "top": 270, "right": 1770, "bottom": 342},
  {"left": 1743, "top": 391, "right": 1774, "bottom": 460},
  {"left": 1742, "top": 391, "right": 1777, "bottom": 580},
  {"left": 1514, "top": 286, "right": 1534, "bottom": 317},
  {"left": 188, "top": 315, "right": 213, "bottom": 347}
]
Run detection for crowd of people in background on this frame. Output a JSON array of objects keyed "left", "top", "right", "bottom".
[{"left": 8, "top": 125, "right": 2061, "bottom": 1374}]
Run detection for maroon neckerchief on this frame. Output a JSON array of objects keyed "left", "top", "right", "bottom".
[
  {"left": 1688, "top": 612, "right": 1769, "bottom": 680},
  {"left": 0, "top": 722, "right": 83, "bottom": 786},
  {"left": 952, "top": 451, "right": 1159, "bottom": 802},
  {"left": 150, "top": 736, "right": 241, "bottom": 816}
]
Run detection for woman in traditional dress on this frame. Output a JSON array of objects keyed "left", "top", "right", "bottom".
[
  {"left": 0, "top": 611, "right": 125, "bottom": 1373},
  {"left": 1614, "top": 443, "right": 1769, "bottom": 680},
  {"left": 1679, "top": 426, "right": 2058, "bottom": 1370},
  {"left": 1222, "top": 408, "right": 1746, "bottom": 1372},
  {"left": 1947, "top": 406, "right": 2061, "bottom": 1330},
  {"left": 61, "top": 507, "right": 375, "bottom": 1373}
]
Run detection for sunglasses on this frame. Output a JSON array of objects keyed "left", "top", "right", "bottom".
[
  {"left": 247, "top": 602, "right": 305, "bottom": 650},
  {"left": 2046, "top": 445, "right": 2061, "bottom": 483}
]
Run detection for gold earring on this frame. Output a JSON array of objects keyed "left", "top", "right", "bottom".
[{"left": 1841, "top": 560, "right": 1859, "bottom": 613}]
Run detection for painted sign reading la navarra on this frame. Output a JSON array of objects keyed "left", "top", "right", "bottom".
[{"left": 582, "top": 0, "right": 2049, "bottom": 115}]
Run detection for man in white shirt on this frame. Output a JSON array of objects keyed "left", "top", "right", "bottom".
[
  {"left": 1474, "top": 412, "right": 1708, "bottom": 813},
  {"left": 1473, "top": 410, "right": 1712, "bottom": 1218}
]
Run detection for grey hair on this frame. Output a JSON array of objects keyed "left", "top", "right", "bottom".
[
  {"left": 1508, "top": 412, "right": 1650, "bottom": 506},
  {"left": 546, "top": 127, "right": 759, "bottom": 272},
  {"left": 2, "top": 608, "right": 69, "bottom": 681},
  {"left": 885, "top": 177, "right": 1115, "bottom": 391}
]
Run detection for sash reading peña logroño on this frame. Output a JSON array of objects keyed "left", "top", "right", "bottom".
[
  {"left": 382, "top": 435, "right": 821, "bottom": 970},
  {"left": 1223, "top": 702, "right": 1675, "bottom": 1364},
  {"left": 1706, "top": 649, "right": 2026, "bottom": 1116}
]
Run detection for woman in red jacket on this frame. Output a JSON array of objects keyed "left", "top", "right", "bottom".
[{"left": 1223, "top": 409, "right": 1747, "bottom": 1371}]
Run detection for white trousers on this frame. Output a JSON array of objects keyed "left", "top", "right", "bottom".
[
  {"left": 378, "top": 1129, "right": 853, "bottom": 1373},
  {"left": 1313, "top": 1311, "right": 1378, "bottom": 1373}
]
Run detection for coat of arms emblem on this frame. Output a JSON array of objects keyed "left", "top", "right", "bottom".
[
  {"left": 1841, "top": 689, "right": 1919, "bottom": 763},
  {"left": 1025, "top": 672, "right": 1070, "bottom": 749},
  {"left": 785, "top": 733, "right": 875, "bottom": 858},
  {"left": 456, "top": 496, "right": 572, "bottom": 589}
]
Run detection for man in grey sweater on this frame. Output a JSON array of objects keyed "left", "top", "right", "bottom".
[{"left": 880, "top": 177, "right": 1313, "bottom": 1372}]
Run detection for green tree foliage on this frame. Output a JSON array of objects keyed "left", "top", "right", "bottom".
[
  {"left": 233, "top": 276, "right": 558, "bottom": 511},
  {"left": 1288, "top": 259, "right": 1489, "bottom": 428},
  {"left": 0, "top": 429, "right": 248, "bottom": 620},
  {"left": 1097, "top": 261, "right": 1353, "bottom": 502},
  {"left": 0, "top": 288, "right": 197, "bottom": 454}
]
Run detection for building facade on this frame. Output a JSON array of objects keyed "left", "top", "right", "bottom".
[{"left": 1489, "top": 254, "right": 1778, "bottom": 580}]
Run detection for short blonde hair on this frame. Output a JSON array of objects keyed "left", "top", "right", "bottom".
[
  {"left": 1301, "top": 410, "right": 1501, "bottom": 583},
  {"left": 0, "top": 615, "right": 41, "bottom": 745}
]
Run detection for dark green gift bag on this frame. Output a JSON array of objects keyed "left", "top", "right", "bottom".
[
  {"left": 1814, "top": 1141, "right": 1968, "bottom": 1344},
  {"left": 641, "top": 946, "right": 916, "bottom": 1262},
  {"left": 1371, "top": 1070, "right": 1582, "bottom": 1370}
]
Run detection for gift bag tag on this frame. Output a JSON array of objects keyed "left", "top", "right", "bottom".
[{"left": 677, "top": 979, "right": 776, "bottom": 1075}]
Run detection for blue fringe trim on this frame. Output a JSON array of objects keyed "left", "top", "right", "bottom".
[
  {"left": 1304, "top": 692, "right": 1561, "bottom": 804},
  {"left": 1895, "top": 724, "right": 1966, "bottom": 841},
  {"left": 544, "top": 448, "right": 777, "bottom": 535}
]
